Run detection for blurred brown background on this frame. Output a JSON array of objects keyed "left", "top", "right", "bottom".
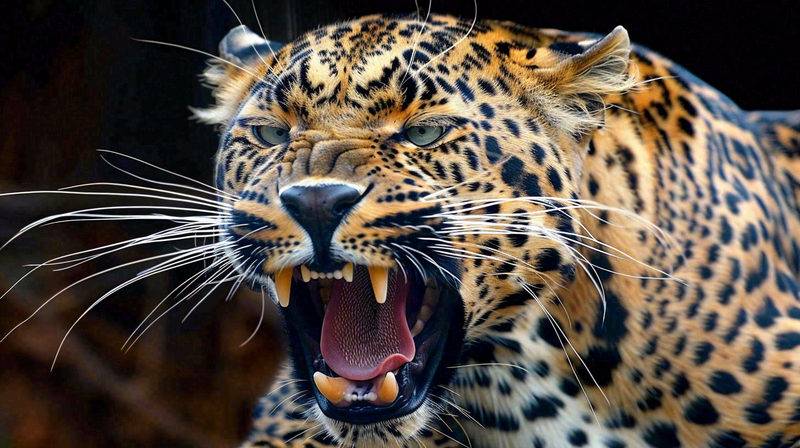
[{"left": 0, "top": 0, "right": 797, "bottom": 447}]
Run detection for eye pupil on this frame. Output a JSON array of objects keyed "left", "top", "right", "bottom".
[
  {"left": 255, "top": 126, "right": 290, "bottom": 146},
  {"left": 406, "top": 125, "right": 445, "bottom": 146}
]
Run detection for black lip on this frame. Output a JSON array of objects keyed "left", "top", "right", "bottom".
[{"left": 280, "top": 273, "right": 465, "bottom": 425}]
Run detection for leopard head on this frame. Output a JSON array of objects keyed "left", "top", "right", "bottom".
[{"left": 195, "top": 13, "right": 632, "bottom": 445}]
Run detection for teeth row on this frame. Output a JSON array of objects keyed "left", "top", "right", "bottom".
[
  {"left": 346, "top": 392, "right": 377, "bottom": 402},
  {"left": 410, "top": 284, "right": 440, "bottom": 337},
  {"left": 313, "top": 371, "right": 399, "bottom": 406},
  {"left": 301, "top": 264, "right": 353, "bottom": 282},
  {"left": 274, "top": 263, "right": 392, "bottom": 307}
]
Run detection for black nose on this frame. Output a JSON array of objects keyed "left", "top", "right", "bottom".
[{"left": 280, "top": 185, "right": 362, "bottom": 267}]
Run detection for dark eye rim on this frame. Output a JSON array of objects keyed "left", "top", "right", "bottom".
[
  {"left": 252, "top": 125, "right": 291, "bottom": 146},
  {"left": 404, "top": 125, "right": 449, "bottom": 147}
]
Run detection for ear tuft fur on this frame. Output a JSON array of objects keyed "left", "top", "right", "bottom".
[
  {"left": 219, "top": 25, "right": 284, "bottom": 68},
  {"left": 191, "top": 26, "right": 284, "bottom": 126},
  {"left": 535, "top": 26, "right": 636, "bottom": 137}
]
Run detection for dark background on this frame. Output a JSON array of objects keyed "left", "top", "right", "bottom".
[{"left": 0, "top": 1, "right": 797, "bottom": 447}]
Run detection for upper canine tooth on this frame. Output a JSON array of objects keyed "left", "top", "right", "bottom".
[
  {"left": 368, "top": 266, "right": 389, "bottom": 304},
  {"left": 342, "top": 263, "right": 354, "bottom": 282},
  {"left": 377, "top": 371, "right": 399, "bottom": 403},
  {"left": 301, "top": 265, "right": 311, "bottom": 283},
  {"left": 274, "top": 267, "right": 294, "bottom": 307},
  {"left": 313, "top": 372, "right": 350, "bottom": 404}
]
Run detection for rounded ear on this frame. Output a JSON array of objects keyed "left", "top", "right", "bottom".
[
  {"left": 192, "top": 26, "right": 284, "bottom": 126},
  {"left": 516, "top": 27, "right": 634, "bottom": 180},
  {"left": 219, "top": 25, "right": 284, "bottom": 69},
  {"left": 539, "top": 26, "right": 632, "bottom": 98},
  {"left": 524, "top": 26, "right": 635, "bottom": 139}
]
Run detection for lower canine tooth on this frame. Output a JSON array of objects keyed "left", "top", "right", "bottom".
[
  {"left": 418, "top": 305, "right": 433, "bottom": 322},
  {"left": 342, "top": 263, "right": 354, "bottom": 282},
  {"left": 368, "top": 266, "right": 389, "bottom": 304},
  {"left": 377, "top": 371, "right": 399, "bottom": 403},
  {"left": 313, "top": 372, "right": 350, "bottom": 404},
  {"left": 410, "top": 319, "right": 425, "bottom": 337},
  {"left": 274, "top": 267, "right": 293, "bottom": 307}
]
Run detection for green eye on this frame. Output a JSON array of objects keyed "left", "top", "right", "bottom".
[
  {"left": 255, "top": 126, "right": 290, "bottom": 146},
  {"left": 406, "top": 126, "right": 446, "bottom": 146}
]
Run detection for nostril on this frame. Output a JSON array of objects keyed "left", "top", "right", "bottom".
[
  {"left": 332, "top": 197, "right": 358, "bottom": 216},
  {"left": 283, "top": 201, "right": 301, "bottom": 218}
]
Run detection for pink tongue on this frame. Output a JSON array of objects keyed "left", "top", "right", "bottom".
[{"left": 320, "top": 267, "right": 415, "bottom": 381}]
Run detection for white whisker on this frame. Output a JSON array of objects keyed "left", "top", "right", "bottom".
[
  {"left": 97, "top": 154, "right": 237, "bottom": 202},
  {"left": 240, "top": 287, "right": 266, "bottom": 347},
  {"left": 96, "top": 149, "right": 235, "bottom": 198},
  {"left": 269, "top": 390, "right": 307, "bottom": 416},
  {"left": 402, "top": 0, "right": 432, "bottom": 83},
  {"left": 130, "top": 38, "right": 258, "bottom": 77},
  {"left": 251, "top": 0, "right": 286, "bottom": 72},
  {"left": 181, "top": 264, "right": 241, "bottom": 323},
  {"left": 412, "top": 0, "right": 477, "bottom": 76},
  {"left": 50, "top": 247, "right": 230, "bottom": 369},
  {"left": 123, "top": 252, "right": 235, "bottom": 350},
  {"left": 0, "top": 243, "right": 227, "bottom": 365},
  {"left": 220, "top": 0, "right": 273, "bottom": 74},
  {"left": 520, "top": 282, "right": 603, "bottom": 424},
  {"left": 60, "top": 182, "right": 232, "bottom": 209},
  {"left": 2, "top": 204, "right": 228, "bottom": 250}
]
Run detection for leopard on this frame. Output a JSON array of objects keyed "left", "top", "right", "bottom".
[{"left": 81, "top": 11, "right": 800, "bottom": 448}]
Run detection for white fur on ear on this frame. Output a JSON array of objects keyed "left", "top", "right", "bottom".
[
  {"left": 219, "top": 25, "right": 284, "bottom": 69},
  {"left": 548, "top": 26, "right": 633, "bottom": 98},
  {"left": 191, "top": 26, "right": 285, "bottom": 126},
  {"left": 532, "top": 26, "right": 635, "bottom": 139}
]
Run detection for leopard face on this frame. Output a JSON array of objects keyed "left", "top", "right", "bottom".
[{"left": 198, "top": 13, "right": 633, "bottom": 444}]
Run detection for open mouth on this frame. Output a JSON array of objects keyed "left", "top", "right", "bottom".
[{"left": 273, "top": 263, "right": 463, "bottom": 424}]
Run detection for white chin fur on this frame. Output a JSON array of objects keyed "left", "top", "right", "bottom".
[{"left": 310, "top": 400, "right": 435, "bottom": 447}]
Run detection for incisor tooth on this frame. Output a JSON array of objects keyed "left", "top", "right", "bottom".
[
  {"left": 342, "top": 263, "right": 354, "bottom": 282},
  {"left": 369, "top": 266, "right": 389, "bottom": 304},
  {"left": 274, "top": 267, "right": 294, "bottom": 307},
  {"left": 377, "top": 371, "right": 399, "bottom": 403},
  {"left": 301, "top": 265, "right": 311, "bottom": 282},
  {"left": 313, "top": 372, "right": 349, "bottom": 404}
]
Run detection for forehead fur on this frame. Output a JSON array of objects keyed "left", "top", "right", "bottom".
[{"left": 197, "top": 13, "right": 632, "bottom": 139}]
